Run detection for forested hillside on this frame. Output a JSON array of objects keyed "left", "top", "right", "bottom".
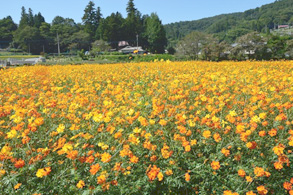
[
  {"left": 0, "top": 0, "right": 167, "bottom": 54},
  {"left": 165, "top": 0, "right": 293, "bottom": 45}
]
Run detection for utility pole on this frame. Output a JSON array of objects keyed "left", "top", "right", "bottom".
[
  {"left": 136, "top": 34, "right": 138, "bottom": 50},
  {"left": 57, "top": 33, "right": 60, "bottom": 56}
]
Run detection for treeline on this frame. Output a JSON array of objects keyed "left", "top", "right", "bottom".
[
  {"left": 0, "top": 0, "right": 167, "bottom": 54},
  {"left": 165, "top": 0, "right": 293, "bottom": 45},
  {"left": 175, "top": 31, "right": 293, "bottom": 61}
]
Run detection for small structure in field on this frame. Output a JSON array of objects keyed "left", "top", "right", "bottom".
[{"left": 119, "top": 46, "right": 146, "bottom": 54}]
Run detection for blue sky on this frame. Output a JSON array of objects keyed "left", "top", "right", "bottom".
[{"left": 1, "top": 0, "right": 275, "bottom": 24}]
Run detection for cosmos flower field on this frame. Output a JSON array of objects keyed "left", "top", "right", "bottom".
[{"left": 0, "top": 61, "right": 293, "bottom": 194}]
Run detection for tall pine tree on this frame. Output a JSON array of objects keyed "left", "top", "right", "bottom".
[
  {"left": 95, "top": 7, "right": 103, "bottom": 40},
  {"left": 34, "top": 12, "right": 45, "bottom": 28},
  {"left": 82, "top": 1, "right": 98, "bottom": 41},
  {"left": 124, "top": 0, "right": 142, "bottom": 43},
  {"left": 28, "top": 8, "right": 34, "bottom": 26},
  {"left": 19, "top": 7, "right": 29, "bottom": 28}
]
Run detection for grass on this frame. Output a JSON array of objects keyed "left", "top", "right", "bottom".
[{"left": 0, "top": 55, "right": 40, "bottom": 59}]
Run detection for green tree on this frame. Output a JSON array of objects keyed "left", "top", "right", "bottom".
[
  {"left": 82, "top": 1, "right": 98, "bottom": 40},
  {"left": 34, "top": 12, "right": 45, "bottom": 28},
  {"left": 39, "top": 22, "right": 53, "bottom": 53},
  {"left": 68, "top": 31, "right": 91, "bottom": 52},
  {"left": 201, "top": 35, "right": 219, "bottom": 61},
  {"left": 231, "top": 32, "right": 269, "bottom": 60},
  {"left": 225, "top": 28, "right": 251, "bottom": 43},
  {"left": 145, "top": 13, "right": 167, "bottom": 54},
  {"left": 267, "top": 34, "right": 290, "bottom": 59},
  {"left": 51, "top": 16, "right": 79, "bottom": 52},
  {"left": 94, "top": 7, "right": 103, "bottom": 40},
  {"left": 19, "top": 6, "right": 29, "bottom": 28},
  {"left": 176, "top": 31, "right": 211, "bottom": 60},
  {"left": 0, "top": 16, "right": 17, "bottom": 48},
  {"left": 13, "top": 26, "right": 42, "bottom": 54},
  {"left": 285, "top": 39, "right": 293, "bottom": 59},
  {"left": 101, "top": 12, "right": 125, "bottom": 48},
  {"left": 124, "top": 0, "right": 142, "bottom": 43},
  {"left": 28, "top": 8, "right": 34, "bottom": 27},
  {"left": 91, "top": 40, "right": 110, "bottom": 55}
]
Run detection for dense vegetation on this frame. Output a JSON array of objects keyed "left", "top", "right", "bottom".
[
  {"left": 0, "top": 0, "right": 167, "bottom": 54},
  {"left": 0, "top": 0, "right": 292, "bottom": 61},
  {"left": 165, "top": 0, "right": 293, "bottom": 45}
]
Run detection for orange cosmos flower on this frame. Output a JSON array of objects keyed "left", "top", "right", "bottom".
[
  {"left": 36, "top": 167, "right": 51, "bottom": 178},
  {"left": 238, "top": 169, "right": 246, "bottom": 177},
  {"left": 185, "top": 172, "right": 190, "bottom": 182},
  {"left": 147, "top": 165, "right": 160, "bottom": 181},
  {"left": 274, "top": 161, "right": 283, "bottom": 170},
  {"left": 213, "top": 133, "right": 222, "bottom": 142},
  {"left": 14, "top": 183, "right": 22, "bottom": 190},
  {"left": 211, "top": 161, "right": 220, "bottom": 170},
  {"left": 97, "top": 174, "right": 107, "bottom": 185},
  {"left": 150, "top": 155, "right": 157, "bottom": 162},
  {"left": 66, "top": 150, "right": 78, "bottom": 160},
  {"left": 236, "top": 124, "right": 245, "bottom": 134},
  {"left": 90, "top": 163, "right": 101, "bottom": 175},
  {"left": 223, "top": 190, "right": 239, "bottom": 195},
  {"left": 254, "top": 167, "right": 265, "bottom": 177},
  {"left": 101, "top": 152, "right": 111, "bottom": 163},
  {"left": 245, "top": 176, "right": 253, "bottom": 182},
  {"left": 14, "top": 159, "right": 25, "bottom": 168},
  {"left": 283, "top": 182, "right": 292, "bottom": 190},
  {"left": 268, "top": 128, "right": 277, "bottom": 137},
  {"left": 273, "top": 144, "right": 285, "bottom": 156},
  {"left": 221, "top": 148, "right": 230, "bottom": 157},
  {"left": 161, "top": 144, "right": 172, "bottom": 159},
  {"left": 76, "top": 180, "right": 85, "bottom": 189},
  {"left": 185, "top": 145, "right": 191, "bottom": 152},
  {"left": 257, "top": 185, "right": 268, "bottom": 195},
  {"left": 157, "top": 172, "right": 164, "bottom": 181},
  {"left": 130, "top": 155, "right": 139, "bottom": 163},
  {"left": 246, "top": 191, "right": 256, "bottom": 195},
  {"left": 258, "top": 131, "right": 266, "bottom": 137},
  {"left": 165, "top": 169, "right": 173, "bottom": 176},
  {"left": 203, "top": 130, "right": 211, "bottom": 138},
  {"left": 246, "top": 141, "right": 257, "bottom": 149}
]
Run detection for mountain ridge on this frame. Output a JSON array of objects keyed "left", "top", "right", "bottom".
[{"left": 165, "top": 0, "right": 293, "bottom": 45}]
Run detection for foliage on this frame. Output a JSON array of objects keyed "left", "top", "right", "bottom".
[
  {"left": 285, "top": 39, "right": 293, "bottom": 59},
  {"left": 176, "top": 30, "right": 293, "bottom": 61},
  {"left": 77, "top": 49, "right": 88, "bottom": 60},
  {"left": 99, "top": 12, "right": 125, "bottom": 48},
  {"left": 230, "top": 32, "right": 269, "bottom": 60},
  {"left": 91, "top": 40, "right": 111, "bottom": 55},
  {"left": 0, "top": 61, "right": 293, "bottom": 194},
  {"left": 0, "top": 1, "right": 168, "bottom": 55},
  {"left": 165, "top": 0, "right": 293, "bottom": 44},
  {"left": 82, "top": 1, "right": 100, "bottom": 41},
  {"left": 67, "top": 31, "right": 91, "bottom": 52},
  {"left": 267, "top": 34, "right": 290, "bottom": 60},
  {"left": 124, "top": 0, "right": 142, "bottom": 42},
  {"left": 176, "top": 31, "right": 218, "bottom": 60},
  {"left": 13, "top": 26, "right": 42, "bottom": 54},
  {"left": 0, "top": 16, "right": 17, "bottom": 48},
  {"left": 145, "top": 13, "right": 167, "bottom": 54}
]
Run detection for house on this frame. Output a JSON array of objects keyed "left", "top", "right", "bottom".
[
  {"left": 6, "top": 57, "right": 46, "bottom": 66},
  {"left": 278, "top": 25, "right": 289, "bottom": 29},
  {"left": 118, "top": 46, "right": 146, "bottom": 54}
]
